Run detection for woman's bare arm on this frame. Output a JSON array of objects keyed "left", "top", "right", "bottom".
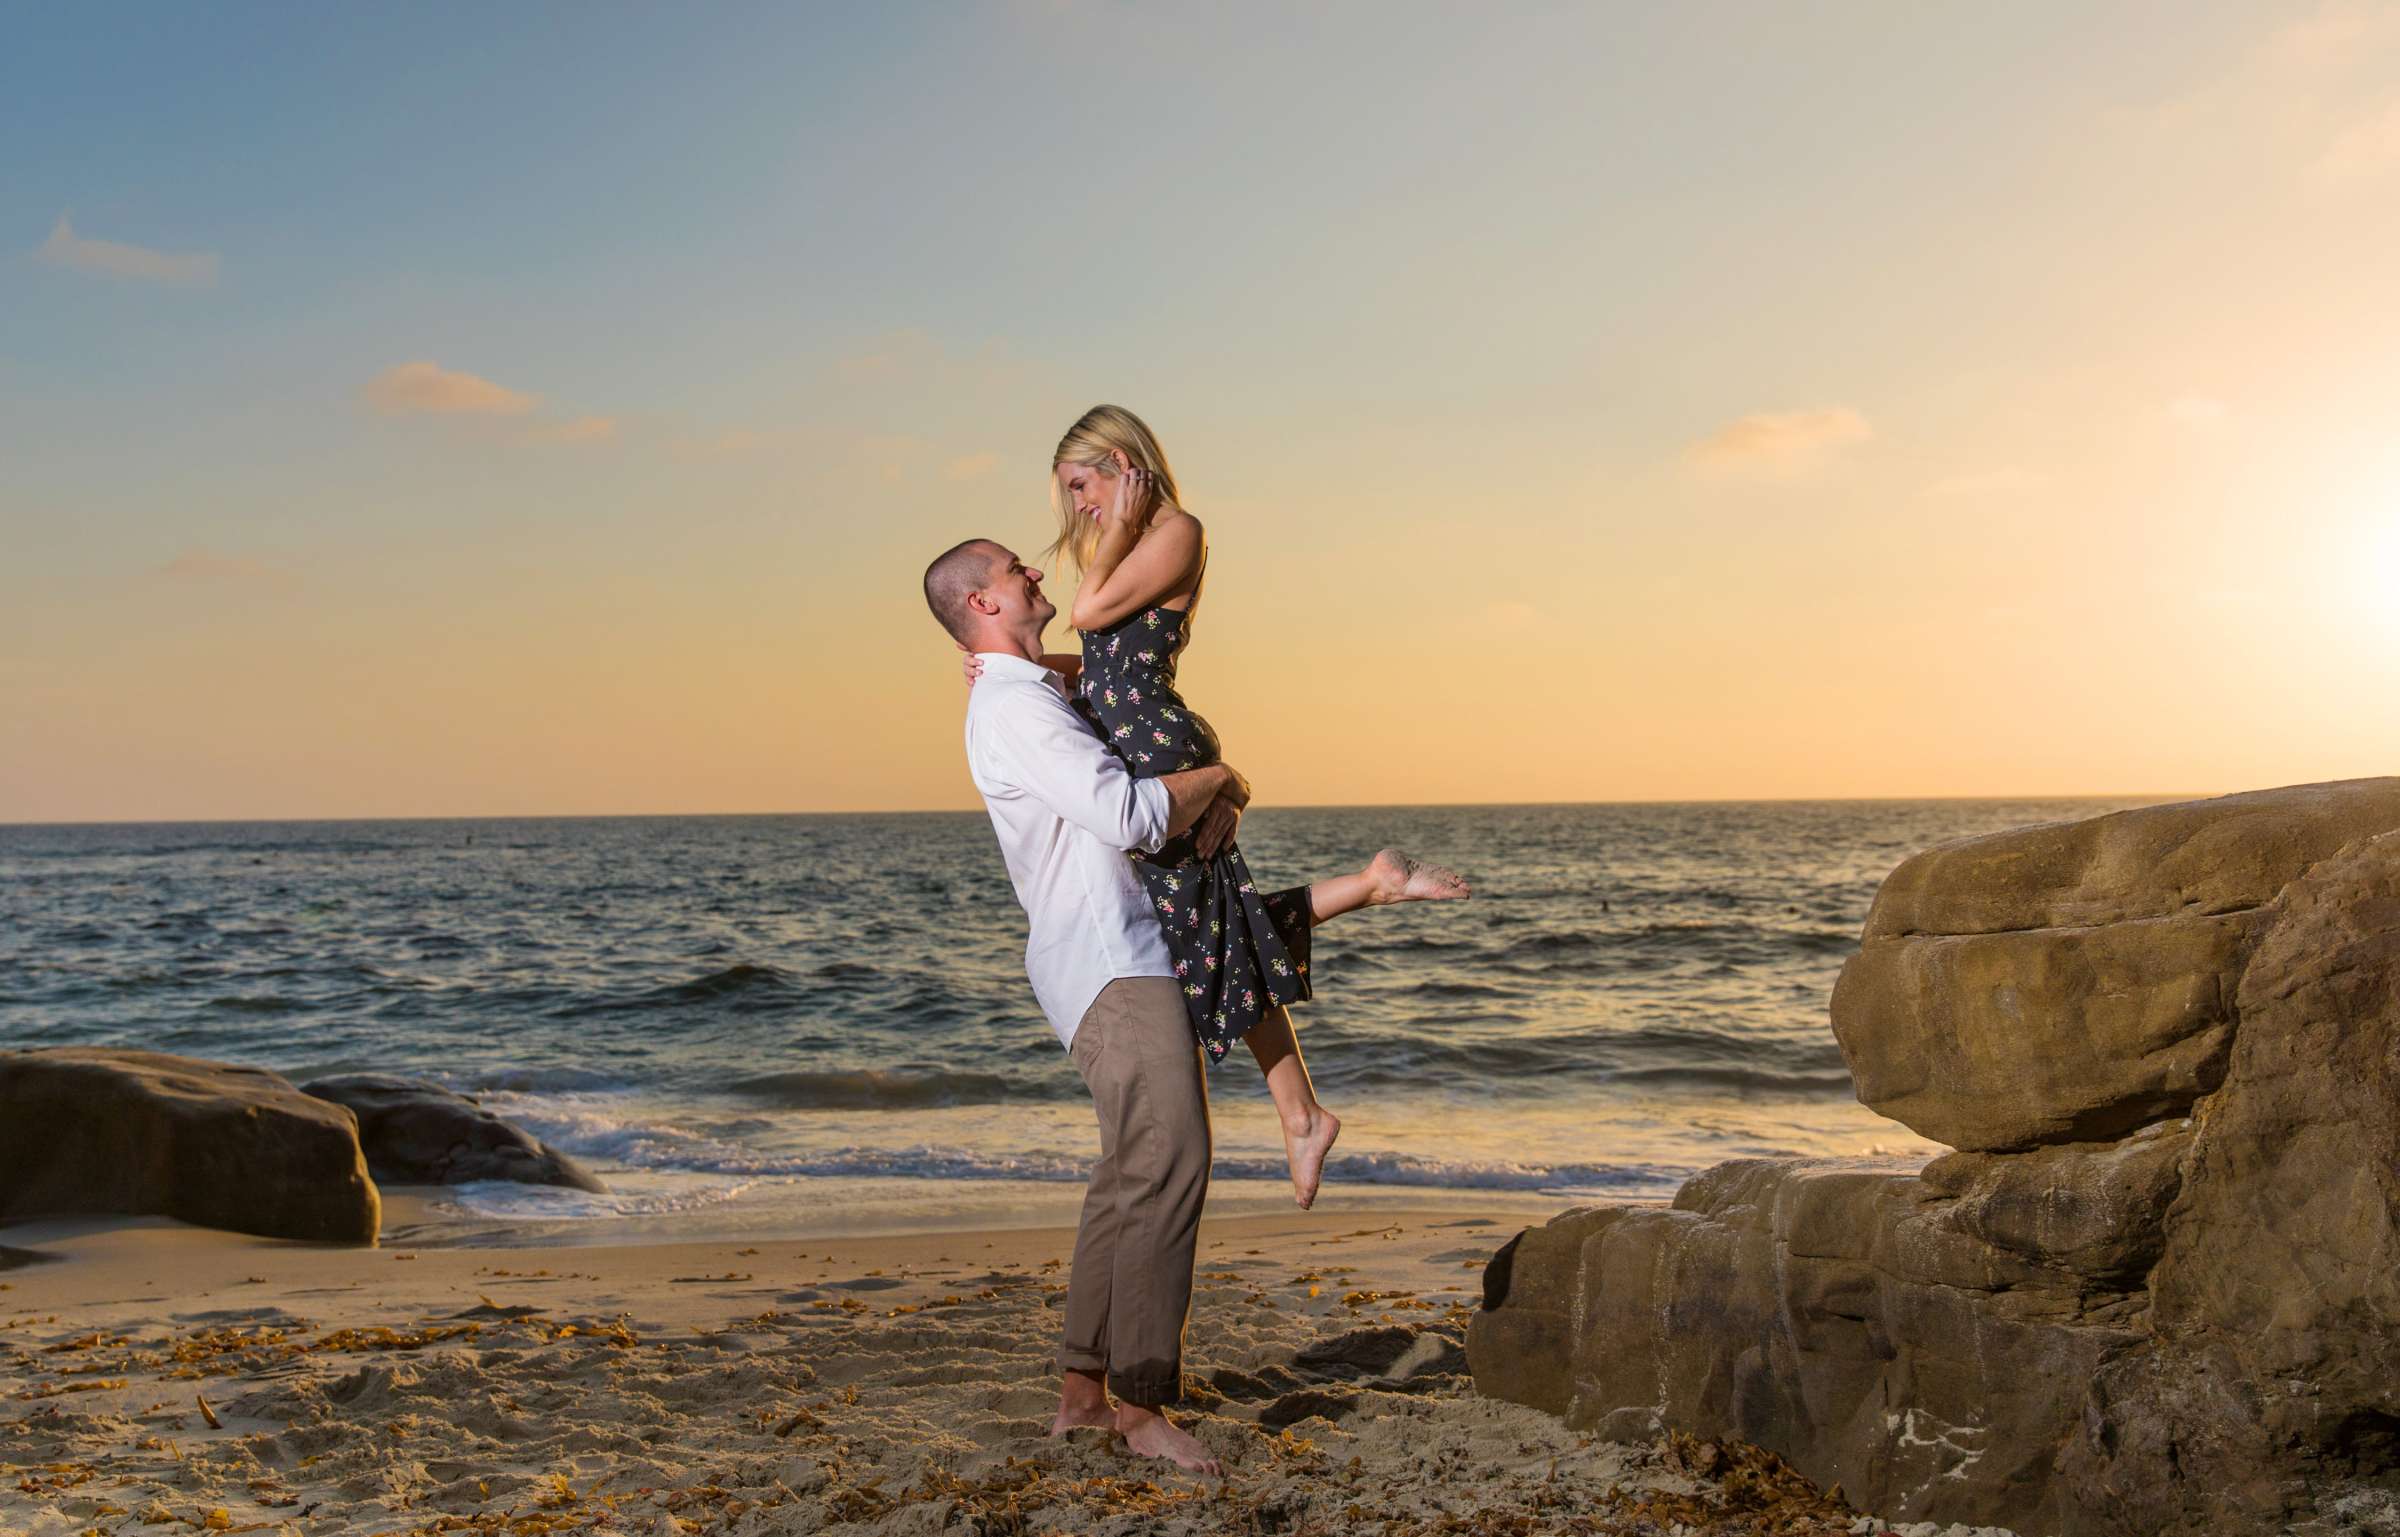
[
  {"left": 1067, "top": 464, "right": 1203, "bottom": 631},
  {"left": 1070, "top": 504, "right": 1204, "bottom": 631}
]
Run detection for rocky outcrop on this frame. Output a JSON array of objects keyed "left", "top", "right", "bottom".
[
  {"left": 299, "top": 1074, "right": 606, "bottom": 1192},
  {"left": 2060, "top": 828, "right": 2400, "bottom": 1534},
  {"left": 1829, "top": 777, "right": 2400, "bottom": 1152},
  {"left": 1470, "top": 780, "right": 2400, "bottom": 1535},
  {"left": 0, "top": 1048, "right": 380, "bottom": 1244}
]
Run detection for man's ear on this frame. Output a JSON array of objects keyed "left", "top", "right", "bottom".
[{"left": 966, "top": 589, "right": 1000, "bottom": 617}]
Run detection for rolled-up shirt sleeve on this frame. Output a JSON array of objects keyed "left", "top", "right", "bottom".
[{"left": 980, "top": 688, "right": 1171, "bottom": 855}]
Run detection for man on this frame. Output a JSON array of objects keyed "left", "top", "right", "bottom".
[{"left": 922, "top": 536, "right": 1246, "bottom": 1476}]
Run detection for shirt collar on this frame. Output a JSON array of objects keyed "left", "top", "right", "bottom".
[{"left": 974, "top": 651, "right": 1063, "bottom": 690}]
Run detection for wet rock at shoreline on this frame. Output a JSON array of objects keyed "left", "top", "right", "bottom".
[
  {"left": 299, "top": 1073, "right": 607, "bottom": 1192},
  {"left": 0, "top": 1047, "right": 381, "bottom": 1243}
]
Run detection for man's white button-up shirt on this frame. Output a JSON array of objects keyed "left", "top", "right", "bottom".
[{"left": 964, "top": 651, "right": 1175, "bottom": 1048}]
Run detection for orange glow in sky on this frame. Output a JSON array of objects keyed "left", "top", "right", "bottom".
[{"left": 5, "top": 5, "right": 2398, "bottom": 820}]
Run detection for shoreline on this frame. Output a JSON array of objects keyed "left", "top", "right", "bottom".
[{"left": 387, "top": 1176, "right": 1615, "bottom": 1252}]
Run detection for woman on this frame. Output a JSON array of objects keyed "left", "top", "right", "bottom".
[{"left": 983, "top": 403, "right": 1469, "bottom": 1210}]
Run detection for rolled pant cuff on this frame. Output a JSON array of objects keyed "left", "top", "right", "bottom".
[
  {"left": 1057, "top": 1350, "right": 1108, "bottom": 1377},
  {"left": 1107, "top": 1368, "right": 1182, "bottom": 1407}
]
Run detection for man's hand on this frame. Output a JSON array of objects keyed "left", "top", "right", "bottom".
[
  {"left": 1191, "top": 797, "right": 1241, "bottom": 861},
  {"left": 1217, "top": 764, "right": 1251, "bottom": 811}
]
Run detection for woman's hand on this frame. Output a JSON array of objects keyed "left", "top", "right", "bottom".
[
  {"left": 959, "top": 648, "right": 984, "bottom": 688},
  {"left": 1096, "top": 465, "right": 1152, "bottom": 543}
]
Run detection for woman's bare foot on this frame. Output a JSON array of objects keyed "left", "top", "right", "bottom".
[
  {"left": 1282, "top": 1106, "right": 1342, "bottom": 1209},
  {"left": 1365, "top": 848, "right": 1471, "bottom": 906},
  {"left": 1114, "top": 1403, "right": 1223, "bottom": 1476}
]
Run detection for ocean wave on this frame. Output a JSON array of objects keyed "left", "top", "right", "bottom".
[
  {"left": 726, "top": 1067, "right": 1042, "bottom": 1109},
  {"left": 658, "top": 962, "right": 794, "bottom": 998},
  {"left": 576, "top": 962, "right": 798, "bottom": 1014},
  {"left": 1606, "top": 1063, "right": 1858, "bottom": 1094},
  {"left": 490, "top": 1095, "right": 1695, "bottom": 1195},
  {"left": 439, "top": 1177, "right": 760, "bottom": 1223},
  {"left": 464, "top": 1065, "right": 634, "bottom": 1095}
]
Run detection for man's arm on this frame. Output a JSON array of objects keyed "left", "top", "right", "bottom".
[
  {"left": 1154, "top": 762, "right": 1246, "bottom": 845},
  {"left": 979, "top": 687, "right": 1191, "bottom": 854}
]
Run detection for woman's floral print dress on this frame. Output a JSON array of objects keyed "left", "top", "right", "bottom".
[{"left": 1075, "top": 604, "right": 1312, "bottom": 1062}]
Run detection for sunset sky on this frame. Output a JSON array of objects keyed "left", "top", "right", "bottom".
[{"left": 5, "top": 2, "right": 2397, "bottom": 822}]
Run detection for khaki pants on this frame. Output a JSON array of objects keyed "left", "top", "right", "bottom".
[{"left": 1056, "top": 976, "right": 1211, "bottom": 1406}]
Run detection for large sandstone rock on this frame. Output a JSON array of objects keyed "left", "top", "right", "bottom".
[
  {"left": 2060, "top": 829, "right": 2400, "bottom": 1534},
  {"left": 1917, "top": 1120, "right": 2188, "bottom": 1284},
  {"left": 1856, "top": 777, "right": 2400, "bottom": 938},
  {"left": 0, "top": 1048, "right": 380, "bottom": 1244},
  {"left": 1475, "top": 1159, "right": 2148, "bottom": 1533},
  {"left": 1472, "top": 782, "right": 2400, "bottom": 1536},
  {"left": 299, "top": 1074, "right": 606, "bottom": 1192},
  {"left": 1831, "top": 779, "right": 2400, "bottom": 1150}
]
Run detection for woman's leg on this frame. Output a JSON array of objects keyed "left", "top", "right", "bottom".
[
  {"left": 1243, "top": 1005, "right": 1340, "bottom": 1209},
  {"left": 1305, "top": 849, "right": 1471, "bottom": 925}
]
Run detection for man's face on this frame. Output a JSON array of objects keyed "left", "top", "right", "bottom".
[{"left": 979, "top": 545, "right": 1055, "bottom": 634}]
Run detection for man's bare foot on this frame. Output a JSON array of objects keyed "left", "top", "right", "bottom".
[
  {"left": 1049, "top": 1370, "right": 1113, "bottom": 1436},
  {"left": 1115, "top": 1403, "right": 1223, "bottom": 1476},
  {"left": 1365, "top": 848, "right": 1471, "bottom": 905},
  {"left": 1282, "top": 1105, "right": 1341, "bottom": 1209},
  {"left": 1049, "top": 1402, "right": 1114, "bottom": 1435}
]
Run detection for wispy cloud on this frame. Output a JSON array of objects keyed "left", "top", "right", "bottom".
[
  {"left": 527, "top": 415, "right": 618, "bottom": 445},
  {"left": 1928, "top": 467, "right": 2049, "bottom": 498},
  {"left": 158, "top": 549, "right": 297, "bottom": 592},
  {"left": 2111, "top": 2, "right": 2400, "bottom": 191},
  {"left": 2260, "top": 0, "right": 2389, "bottom": 71},
  {"left": 38, "top": 214, "right": 218, "bottom": 286},
  {"left": 669, "top": 429, "right": 771, "bottom": 462},
  {"left": 1686, "top": 407, "right": 1873, "bottom": 477},
  {"left": 862, "top": 434, "right": 928, "bottom": 486},
  {"left": 363, "top": 362, "right": 540, "bottom": 417},
  {"left": 837, "top": 330, "right": 937, "bottom": 378},
  {"left": 2312, "top": 100, "right": 2400, "bottom": 183},
  {"left": 945, "top": 452, "right": 1001, "bottom": 481}
]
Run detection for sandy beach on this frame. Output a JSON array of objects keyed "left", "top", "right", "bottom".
[{"left": 0, "top": 1194, "right": 1886, "bottom": 1537}]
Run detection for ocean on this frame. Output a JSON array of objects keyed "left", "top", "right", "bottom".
[{"left": 0, "top": 801, "right": 2152, "bottom": 1243}]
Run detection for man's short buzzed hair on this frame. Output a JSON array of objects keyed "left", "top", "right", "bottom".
[{"left": 923, "top": 538, "right": 1003, "bottom": 646}]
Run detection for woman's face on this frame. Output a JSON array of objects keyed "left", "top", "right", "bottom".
[{"left": 1054, "top": 456, "right": 1124, "bottom": 523}]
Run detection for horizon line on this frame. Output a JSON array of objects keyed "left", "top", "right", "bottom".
[{"left": 0, "top": 790, "right": 2213, "bottom": 830}]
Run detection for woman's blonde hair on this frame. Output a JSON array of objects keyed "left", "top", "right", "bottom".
[{"left": 1045, "top": 404, "right": 1182, "bottom": 573}]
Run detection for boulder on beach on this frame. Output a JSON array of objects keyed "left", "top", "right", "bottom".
[
  {"left": 0, "top": 1047, "right": 381, "bottom": 1244},
  {"left": 1829, "top": 776, "right": 2400, "bottom": 1152},
  {"left": 298, "top": 1074, "right": 606, "bottom": 1193},
  {"left": 1469, "top": 779, "right": 2400, "bottom": 1536}
]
